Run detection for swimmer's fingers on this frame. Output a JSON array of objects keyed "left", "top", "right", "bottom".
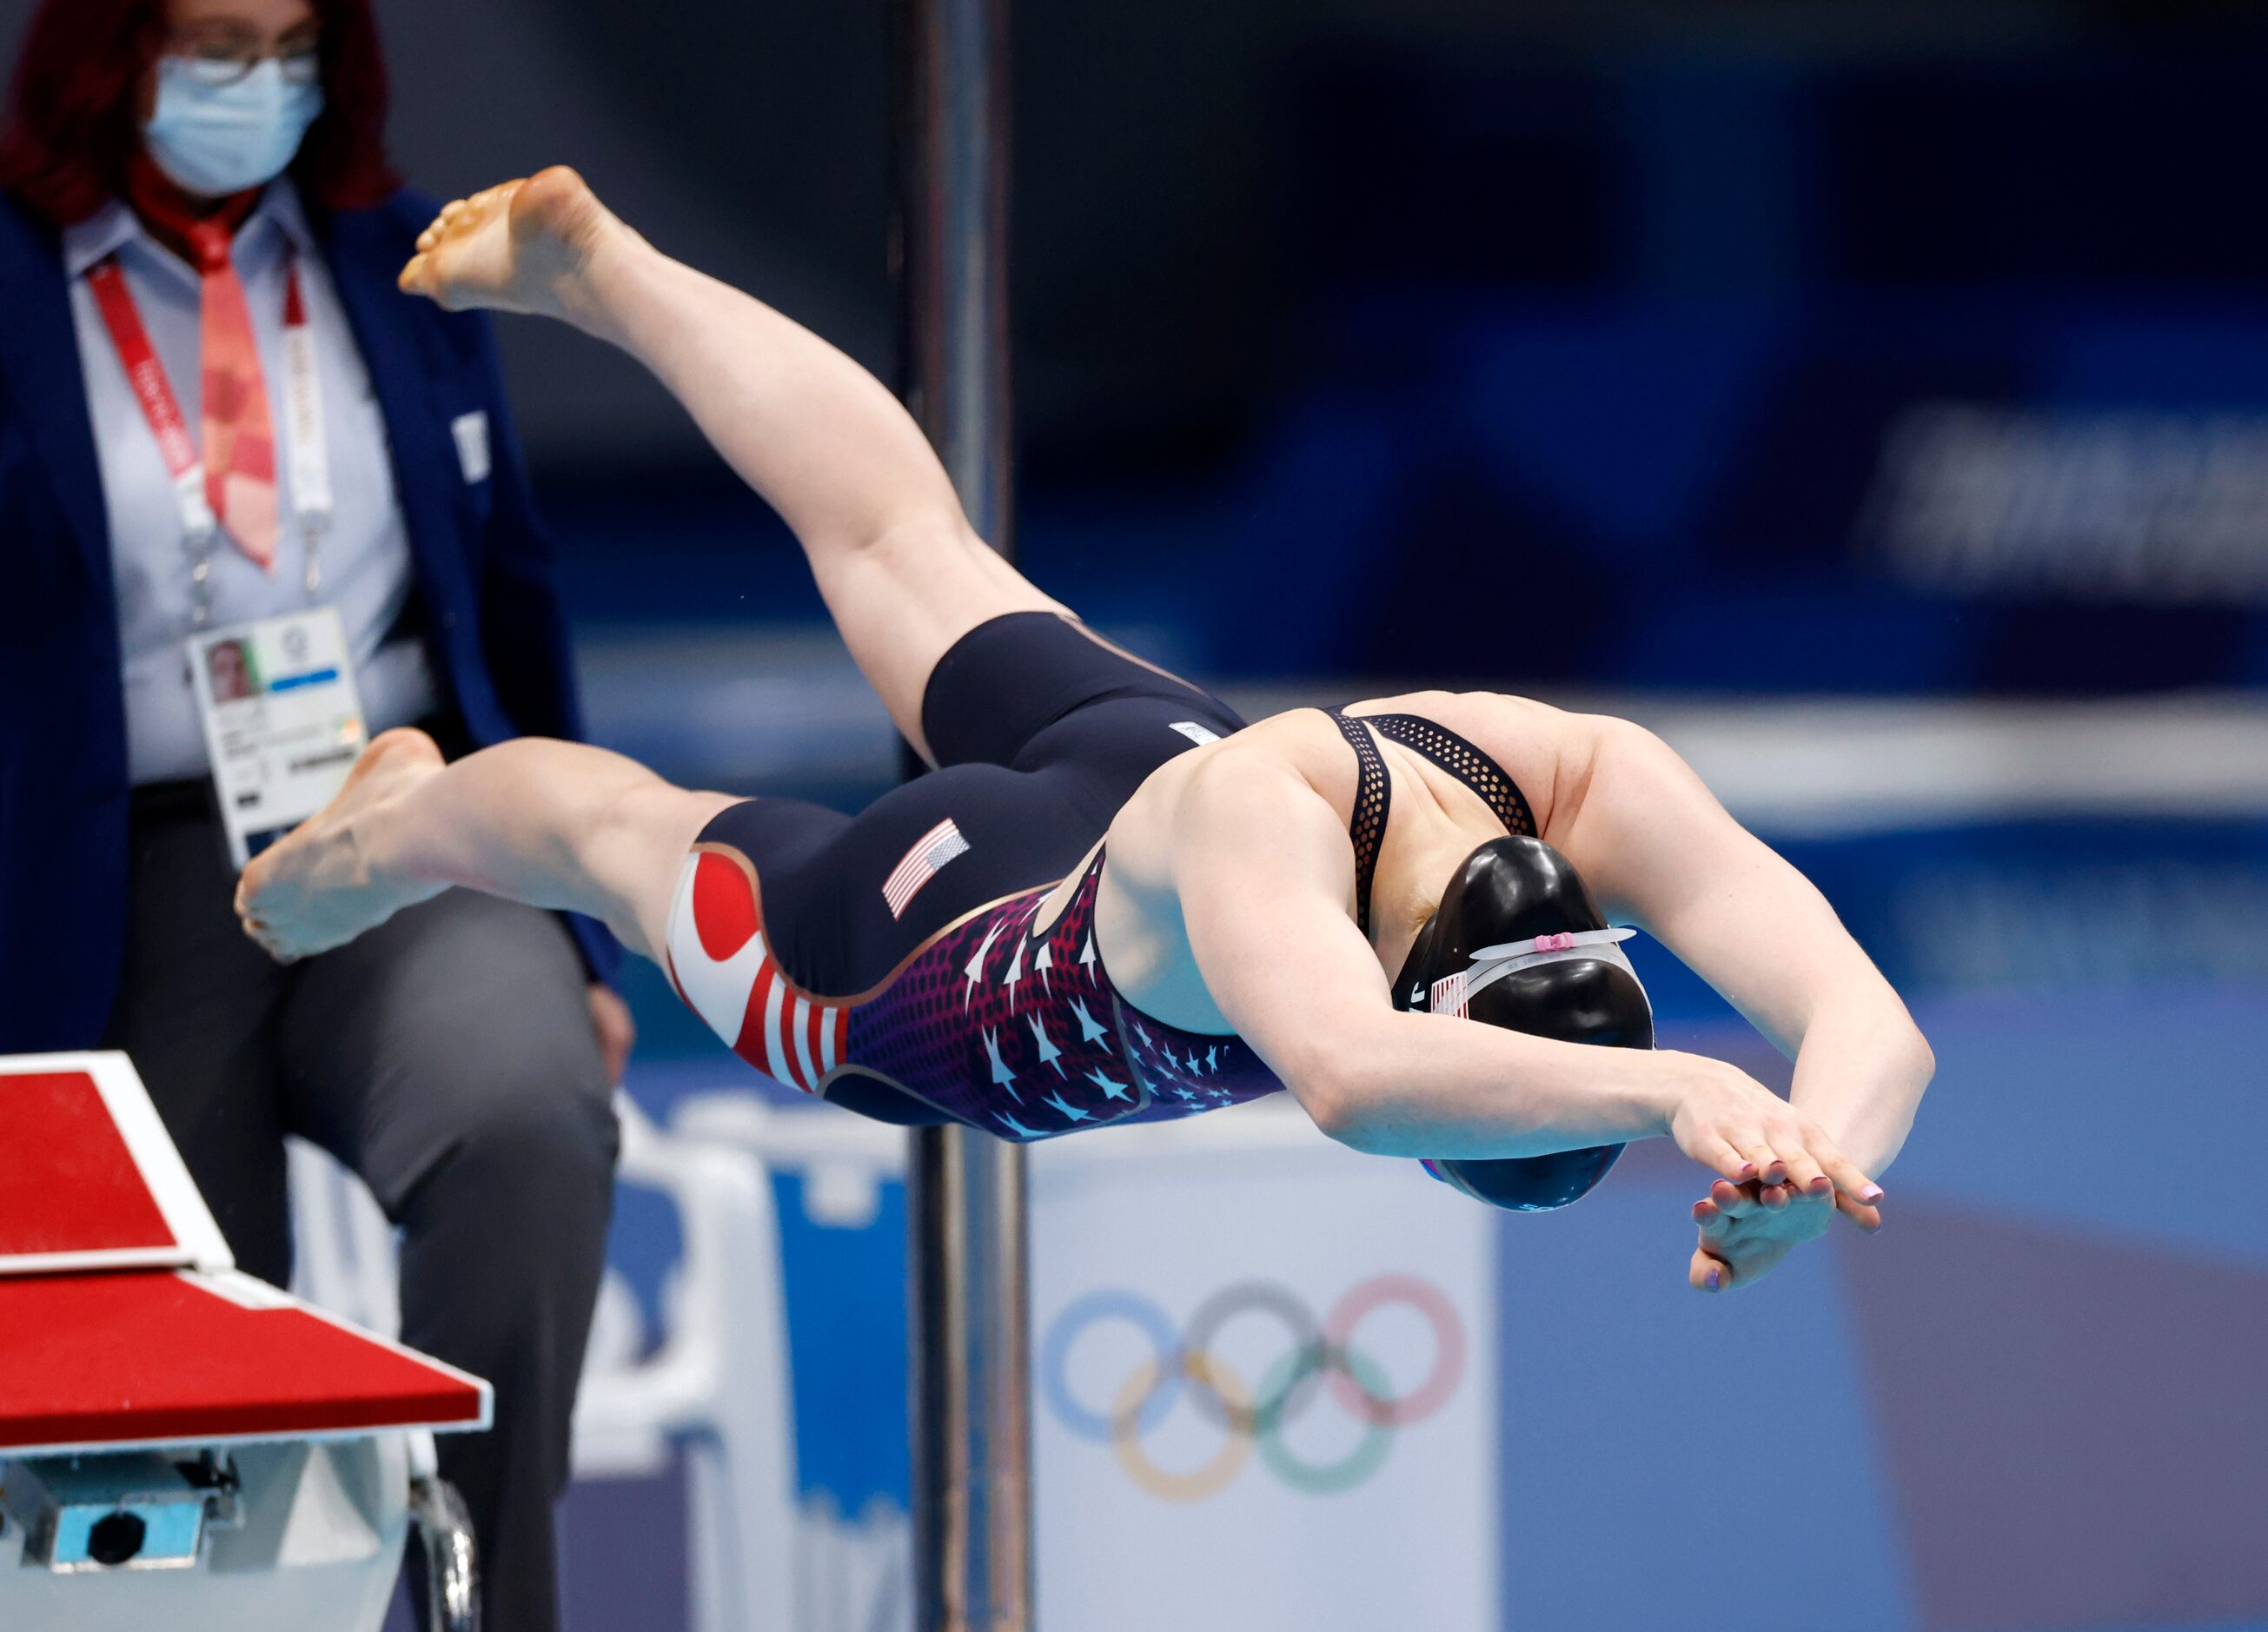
[
  {"left": 1745, "top": 1114, "right": 1877, "bottom": 1211},
  {"left": 1801, "top": 1134, "right": 1886, "bottom": 1211},
  {"left": 1688, "top": 1243, "right": 1732, "bottom": 1295},
  {"left": 1688, "top": 1134, "right": 1758, "bottom": 1189},
  {"left": 1701, "top": 1178, "right": 1772, "bottom": 1223},
  {"left": 1834, "top": 1191, "right": 1885, "bottom": 1233},
  {"left": 1733, "top": 1135, "right": 1802, "bottom": 1206},
  {"left": 1779, "top": 1148, "right": 1835, "bottom": 1204},
  {"left": 1736, "top": 1136, "right": 1790, "bottom": 1192}
]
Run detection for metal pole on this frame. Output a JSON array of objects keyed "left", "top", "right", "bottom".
[{"left": 891, "top": 2, "right": 1031, "bottom": 1629}]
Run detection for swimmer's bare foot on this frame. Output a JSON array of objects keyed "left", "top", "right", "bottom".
[
  {"left": 398, "top": 165, "right": 635, "bottom": 331},
  {"left": 236, "top": 727, "right": 448, "bottom": 962}
]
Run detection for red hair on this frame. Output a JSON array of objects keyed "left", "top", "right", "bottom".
[{"left": 0, "top": 0, "right": 398, "bottom": 224}]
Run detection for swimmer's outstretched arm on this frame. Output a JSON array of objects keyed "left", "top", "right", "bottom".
[
  {"left": 1549, "top": 716, "right": 1936, "bottom": 1182},
  {"left": 1170, "top": 756, "right": 1886, "bottom": 1208}
]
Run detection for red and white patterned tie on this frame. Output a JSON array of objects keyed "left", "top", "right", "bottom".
[{"left": 185, "top": 218, "right": 279, "bottom": 569}]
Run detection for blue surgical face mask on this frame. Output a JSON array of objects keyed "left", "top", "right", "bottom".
[{"left": 143, "top": 56, "right": 324, "bottom": 200}]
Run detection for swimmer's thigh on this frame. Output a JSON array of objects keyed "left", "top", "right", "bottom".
[{"left": 812, "top": 521, "right": 1070, "bottom": 766}]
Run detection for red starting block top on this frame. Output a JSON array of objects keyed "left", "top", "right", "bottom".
[
  {"left": 0, "top": 1053, "right": 490, "bottom": 1457},
  {"left": 0, "top": 1269, "right": 490, "bottom": 1456},
  {"left": 0, "top": 1053, "right": 232, "bottom": 1275}
]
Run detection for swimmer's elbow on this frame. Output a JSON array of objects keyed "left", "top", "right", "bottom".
[
  {"left": 1273, "top": 1014, "right": 1413, "bottom": 1151},
  {"left": 1861, "top": 991, "right": 1935, "bottom": 1089},
  {"left": 1303, "top": 1087, "right": 1387, "bottom": 1152},
  {"left": 1290, "top": 1058, "right": 1398, "bottom": 1153},
  {"left": 1904, "top": 1019, "right": 1938, "bottom": 1089},
  {"left": 1297, "top": 1081, "right": 1363, "bottom": 1149}
]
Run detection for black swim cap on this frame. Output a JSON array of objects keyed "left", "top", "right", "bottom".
[{"left": 1390, "top": 835, "right": 1653, "bottom": 1211}]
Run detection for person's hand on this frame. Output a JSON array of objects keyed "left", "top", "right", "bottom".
[
  {"left": 1659, "top": 1050, "right": 1882, "bottom": 1211},
  {"left": 587, "top": 983, "right": 636, "bottom": 1086},
  {"left": 1688, "top": 1176, "right": 1884, "bottom": 1293}
]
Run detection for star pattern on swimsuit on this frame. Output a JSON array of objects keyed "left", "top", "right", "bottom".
[
  {"left": 1069, "top": 997, "right": 1109, "bottom": 1045},
  {"left": 963, "top": 920, "right": 1005, "bottom": 1010},
  {"left": 844, "top": 858, "right": 1281, "bottom": 1144},
  {"left": 981, "top": 1026, "right": 1019, "bottom": 1101},
  {"left": 1002, "top": 936, "right": 1026, "bottom": 1009},
  {"left": 1027, "top": 1012, "right": 1064, "bottom": 1076}
]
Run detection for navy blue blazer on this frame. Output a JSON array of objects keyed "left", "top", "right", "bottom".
[{"left": 0, "top": 187, "right": 618, "bottom": 1051}]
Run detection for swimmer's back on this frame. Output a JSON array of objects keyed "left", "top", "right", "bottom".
[{"left": 1089, "top": 691, "right": 1604, "bottom": 1032}]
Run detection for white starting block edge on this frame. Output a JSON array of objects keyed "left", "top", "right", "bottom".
[{"left": 0, "top": 1052, "right": 234, "bottom": 1277}]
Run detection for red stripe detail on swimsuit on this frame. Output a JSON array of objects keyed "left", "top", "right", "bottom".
[
  {"left": 736, "top": 964, "right": 776, "bottom": 1079},
  {"left": 803, "top": 999, "right": 826, "bottom": 1085},
  {"left": 693, "top": 852, "right": 759, "bottom": 961}
]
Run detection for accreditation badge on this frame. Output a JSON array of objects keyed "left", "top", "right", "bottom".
[{"left": 186, "top": 607, "right": 368, "bottom": 871}]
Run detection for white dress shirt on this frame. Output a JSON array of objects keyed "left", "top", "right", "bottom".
[{"left": 64, "top": 178, "right": 439, "bottom": 785}]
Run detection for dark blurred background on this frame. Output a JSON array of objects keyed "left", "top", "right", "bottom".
[
  {"left": 410, "top": 0, "right": 2268, "bottom": 700},
  {"left": 14, "top": 0, "right": 2267, "bottom": 699}
]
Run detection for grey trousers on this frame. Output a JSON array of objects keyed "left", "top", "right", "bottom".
[{"left": 102, "top": 784, "right": 619, "bottom": 1632}]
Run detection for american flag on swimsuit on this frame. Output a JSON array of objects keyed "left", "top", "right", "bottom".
[
  {"left": 1429, "top": 970, "right": 1470, "bottom": 1018},
  {"left": 882, "top": 818, "right": 972, "bottom": 919}
]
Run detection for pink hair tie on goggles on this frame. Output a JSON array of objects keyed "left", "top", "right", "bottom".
[{"left": 1425, "top": 926, "right": 1640, "bottom": 1018}]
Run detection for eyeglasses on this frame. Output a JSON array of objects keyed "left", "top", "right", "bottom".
[{"left": 164, "top": 39, "right": 322, "bottom": 89}]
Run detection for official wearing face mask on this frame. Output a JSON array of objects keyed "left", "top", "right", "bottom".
[{"left": 0, "top": 4, "right": 629, "bottom": 1629}]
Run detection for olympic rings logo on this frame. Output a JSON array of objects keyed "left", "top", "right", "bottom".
[{"left": 1039, "top": 1275, "right": 1466, "bottom": 1502}]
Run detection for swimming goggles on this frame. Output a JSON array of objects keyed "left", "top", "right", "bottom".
[{"left": 1425, "top": 927, "right": 1639, "bottom": 1018}]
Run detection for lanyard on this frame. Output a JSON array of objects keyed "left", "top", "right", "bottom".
[{"left": 87, "top": 250, "right": 333, "bottom": 629}]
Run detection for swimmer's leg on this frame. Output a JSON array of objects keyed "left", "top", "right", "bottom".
[
  {"left": 236, "top": 727, "right": 732, "bottom": 965},
  {"left": 400, "top": 168, "right": 1077, "bottom": 763}
]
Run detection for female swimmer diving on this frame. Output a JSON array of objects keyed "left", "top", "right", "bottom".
[{"left": 236, "top": 168, "right": 1934, "bottom": 1294}]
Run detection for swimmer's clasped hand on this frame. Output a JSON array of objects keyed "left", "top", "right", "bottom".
[
  {"left": 1688, "top": 1175, "right": 1880, "bottom": 1294},
  {"left": 1660, "top": 1051, "right": 1880, "bottom": 1201},
  {"left": 1656, "top": 1049, "right": 1886, "bottom": 1292}
]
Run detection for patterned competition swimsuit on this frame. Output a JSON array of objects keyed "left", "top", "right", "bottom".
[
  {"left": 661, "top": 613, "right": 1535, "bottom": 1140},
  {"left": 668, "top": 840, "right": 1281, "bottom": 1139}
]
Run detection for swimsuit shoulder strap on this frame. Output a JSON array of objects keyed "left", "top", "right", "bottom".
[
  {"left": 1323, "top": 707, "right": 1539, "bottom": 939},
  {"left": 1361, "top": 713, "right": 1537, "bottom": 838},
  {"left": 1323, "top": 707, "right": 1389, "bottom": 939}
]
